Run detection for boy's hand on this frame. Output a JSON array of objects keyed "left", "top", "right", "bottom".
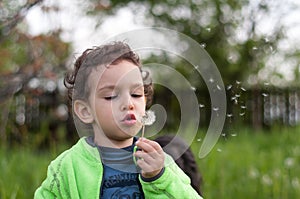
[{"left": 134, "top": 138, "right": 165, "bottom": 179}]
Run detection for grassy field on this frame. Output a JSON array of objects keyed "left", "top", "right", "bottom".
[
  {"left": 0, "top": 126, "right": 299, "bottom": 198},
  {"left": 193, "top": 126, "right": 300, "bottom": 199}
]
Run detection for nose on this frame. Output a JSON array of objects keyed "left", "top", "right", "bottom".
[{"left": 121, "top": 97, "right": 134, "bottom": 111}]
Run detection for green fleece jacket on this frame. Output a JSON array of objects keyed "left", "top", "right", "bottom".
[{"left": 34, "top": 137, "right": 202, "bottom": 199}]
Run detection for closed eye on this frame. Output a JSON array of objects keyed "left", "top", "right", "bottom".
[
  {"left": 104, "top": 95, "right": 117, "bottom": 100},
  {"left": 131, "top": 94, "right": 143, "bottom": 98}
]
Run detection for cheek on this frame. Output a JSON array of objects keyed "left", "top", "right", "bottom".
[
  {"left": 136, "top": 99, "right": 146, "bottom": 113},
  {"left": 94, "top": 101, "right": 114, "bottom": 120}
]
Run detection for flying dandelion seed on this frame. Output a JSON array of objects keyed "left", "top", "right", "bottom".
[
  {"left": 240, "top": 112, "right": 245, "bottom": 116},
  {"left": 213, "top": 107, "right": 219, "bottom": 111},
  {"left": 194, "top": 65, "right": 199, "bottom": 70},
  {"left": 206, "top": 27, "right": 211, "bottom": 32},
  {"left": 241, "top": 87, "right": 246, "bottom": 92},
  {"left": 200, "top": 43, "right": 206, "bottom": 48},
  {"left": 216, "top": 84, "right": 222, "bottom": 90},
  {"left": 227, "top": 84, "right": 233, "bottom": 90},
  {"left": 264, "top": 82, "right": 270, "bottom": 86},
  {"left": 217, "top": 148, "right": 222, "bottom": 152},
  {"left": 241, "top": 105, "right": 247, "bottom": 109},
  {"left": 209, "top": 77, "right": 214, "bottom": 83},
  {"left": 190, "top": 86, "right": 196, "bottom": 91},
  {"left": 226, "top": 113, "right": 233, "bottom": 118},
  {"left": 236, "top": 80, "right": 241, "bottom": 85},
  {"left": 231, "top": 96, "right": 238, "bottom": 104},
  {"left": 262, "top": 93, "right": 268, "bottom": 97},
  {"left": 197, "top": 138, "right": 202, "bottom": 142},
  {"left": 231, "top": 133, "right": 237, "bottom": 137},
  {"left": 199, "top": 104, "right": 205, "bottom": 108},
  {"left": 235, "top": 94, "right": 240, "bottom": 98}
]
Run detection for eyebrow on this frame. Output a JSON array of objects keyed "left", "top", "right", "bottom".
[
  {"left": 97, "top": 85, "right": 115, "bottom": 92},
  {"left": 97, "top": 83, "right": 144, "bottom": 92}
]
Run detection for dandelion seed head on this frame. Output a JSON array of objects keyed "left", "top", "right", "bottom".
[
  {"left": 284, "top": 157, "right": 295, "bottom": 168},
  {"left": 292, "top": 178, "right": 300, "bottom": 189},
  {"left": 249, "top": 167, "right": 259, "bottom": 179},
  {"left": 261, "top": 174, "right": 273, "bottom": 186},
  {"left": 140, "top": 110, "right": 156, "bottom": 126}
]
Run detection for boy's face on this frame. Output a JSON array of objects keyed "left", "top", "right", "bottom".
[{"left": 84, "top": 60, "right": 146, "bottom": 143}]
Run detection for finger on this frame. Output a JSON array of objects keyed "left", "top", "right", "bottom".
[
  {"left": 135, "top": 143, "right": 160, "bottom": 159},
  {"left": 134, "top": 150, "right": 156, "bottom": 164},
  {"left": 135, "top": 151, "right": 164, "bottom": 171},
  {"left": 136, "top": 138, "right": 163, "bottom": 154},
  {"left": 136, "top": 158, "right": 161, "bottom": 173},
  {"left": 138, "top": 138, "right": 163, "bottom": 152}
]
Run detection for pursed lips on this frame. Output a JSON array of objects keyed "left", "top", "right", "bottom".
[{"left": 121, "top": 113, "right": 137, "bottom": 125}]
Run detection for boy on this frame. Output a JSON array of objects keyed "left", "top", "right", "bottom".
[{"left": 34, "top": 41, "right": 202, "bottom": 198}]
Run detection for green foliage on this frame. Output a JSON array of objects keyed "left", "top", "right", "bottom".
[{"left": 94, "top": 0, "right": 298, "bottom": 86}]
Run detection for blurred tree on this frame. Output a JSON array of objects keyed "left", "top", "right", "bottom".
[
  {"left": 80, "top": 0, "right": 300, "bottom": 129},
  {"left": 0, "top": 0, "right": 71, "bottom": 145},
  {"left": 74, "top": 0, "right": 299, "bottom": 87}
]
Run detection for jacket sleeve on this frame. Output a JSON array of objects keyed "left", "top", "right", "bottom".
[
  {"left": 34, "top": 152, "right": 73, "bottom": 199},
  {"left": 34, "top": 163, "right": 63, "bottom": 199},
  {"left": 140, "top": 154, "right": 203, "bottom": 199}
]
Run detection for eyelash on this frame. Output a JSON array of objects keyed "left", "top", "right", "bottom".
[
  {"left": 104, "top": 96, "right": 117, "bottom": 100},
  {"left": 104, "top": 94, "right": 143, "bottom": 100}
]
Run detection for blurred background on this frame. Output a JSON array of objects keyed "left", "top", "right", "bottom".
[{"left": 0, "top": 0, "right": 300, "bottom": 198}]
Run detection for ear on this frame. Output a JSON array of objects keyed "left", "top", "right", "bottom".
[{"left": 73, "top": 100, "right": 94, "bottom": 124}]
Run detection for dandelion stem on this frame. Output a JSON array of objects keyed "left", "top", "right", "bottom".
[{"left": 142, "top": 125, "right": 145, "bottom": 138}]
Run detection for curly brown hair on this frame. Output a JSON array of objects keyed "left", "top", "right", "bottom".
[{"left": 64, "top": 41, "right": 153, "bottom": 108}]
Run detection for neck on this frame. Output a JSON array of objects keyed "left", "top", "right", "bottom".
[{"left": 94, "top": 133, "right": 134, "bottom": 148}]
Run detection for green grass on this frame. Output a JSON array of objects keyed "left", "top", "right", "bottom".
[
  {"left": 0, "top": 126, "right": 299, "bottom": 198},
  {"left": 193, "top": 126, "right": 300, "bottom": 199},
  {"left": 0, "top": 144, "right": 71, "bottom": 199}
]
